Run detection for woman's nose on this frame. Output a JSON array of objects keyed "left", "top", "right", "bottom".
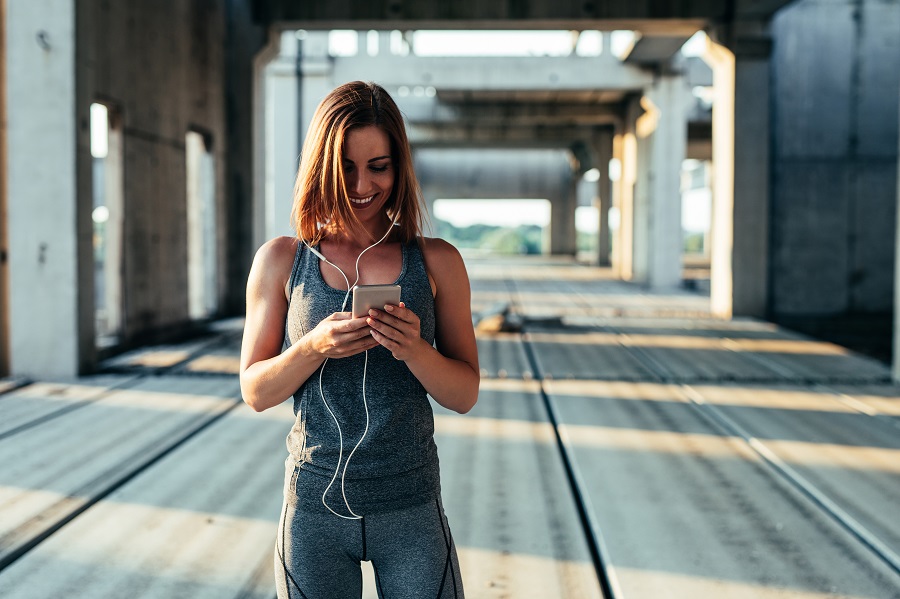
[{"left": 348, "top": 171, "right": 368, "bottom": 194}]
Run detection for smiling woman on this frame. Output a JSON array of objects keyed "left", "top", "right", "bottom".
[{"left": 240, "top": 81, "right": 478, "bottom": 599}]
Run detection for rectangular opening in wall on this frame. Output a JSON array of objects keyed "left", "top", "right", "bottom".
[
  {"left": 186, "top": 130, "right": 217, "bottom": 320},
  {"left": 91, "top": 102, "right": 124, "bottom": 348}
]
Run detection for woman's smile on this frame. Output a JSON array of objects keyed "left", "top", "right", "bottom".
[{"left": 349, "top": 194, "right": 376, "bottom": 206}]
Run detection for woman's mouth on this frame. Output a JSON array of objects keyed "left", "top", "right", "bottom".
[{"left": 350, "top": 194, "right": 375, "bottom": 206}]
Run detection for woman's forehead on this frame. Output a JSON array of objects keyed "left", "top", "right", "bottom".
[{"left": 344, "top": 126, "right": 391, "bottom": 158}]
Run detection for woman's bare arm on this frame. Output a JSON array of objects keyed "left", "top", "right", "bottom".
[{"left": 239, "top": 237, "right": 378, "bottom": 412}]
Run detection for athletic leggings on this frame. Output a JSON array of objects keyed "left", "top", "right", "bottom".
[{"left": 275, "top": 495, "right": 464, "bottom": 598}]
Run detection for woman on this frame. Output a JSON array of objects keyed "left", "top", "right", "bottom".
[{"left": 240, "top": 81, "right": 479, "bottom": 599}]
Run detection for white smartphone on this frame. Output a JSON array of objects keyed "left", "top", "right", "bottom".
[{"left": 351, "top": 284, "right": 401, "bottom": 318}]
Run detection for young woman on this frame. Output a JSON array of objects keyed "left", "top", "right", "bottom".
[{"left": 240, "top": 81, "right": 479, "bottom": 598}]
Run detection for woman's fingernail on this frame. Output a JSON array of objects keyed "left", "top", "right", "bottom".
[{"left": 385, "top": 304, "right": 394, "bottom": 312}]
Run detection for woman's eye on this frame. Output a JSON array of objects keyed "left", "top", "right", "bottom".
[{"left": 370, "top": 165, "right": 389, "bottom": 173}]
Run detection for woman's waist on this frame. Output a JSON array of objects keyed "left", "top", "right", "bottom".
[{"left": 283, "top": 447, "right": 441, "bottom": 514}]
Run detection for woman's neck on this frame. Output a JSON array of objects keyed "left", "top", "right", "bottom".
[{"left": 325, "top": 217, "right": 394, "bottom": 249}]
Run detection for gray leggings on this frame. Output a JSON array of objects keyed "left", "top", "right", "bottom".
[{"left": 275, "top": 495, "right": 464, "bottom": 598}]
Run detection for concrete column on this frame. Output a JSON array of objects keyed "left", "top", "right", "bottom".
[
  {"left": 295, "top": 31, "right": 333, "bottom": 233},
  {"left": 704, "top": 37, "right": 736, "bottom": 318},
  {"left": 251, "top": 30, "right": 281, "bottom": 251},
  {"left": 0, "top": 0, "right": 8, "bottom": 375},
  {"left": 705, "top": 27, "right": 772, "bottom": 318},
  {"left": 894, "top": 80, "right": 900, "bottom": 382},
  {"left": 267, "top": 31, "right": 301, "bottom": 240},
  {"left": 592, "top": 128, "right": 614, "bottom": 266},
  {"left": 633, "top": 75, "right": 687, "bottom": 288},
  {"left": 633, "top": 106, "right": 651, "bottom": 283},
  {"left": 7, "top": 0, "right": 90, "bottom": 377},
  {"left": 549, "top": 173, "right": 578, "bottom": 255},
  {"left": 613, "top": 99, "right": 639, "bottom": 280},
  {"left": 297, "top": 30, "right": 332, "bottom": 145},
  {"left": 732, "top": 34, "right": 771, "bottom": 317}
]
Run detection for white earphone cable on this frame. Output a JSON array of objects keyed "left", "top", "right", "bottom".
[{"left": 301, "top": 218, "right": 396, "bottom": 519}]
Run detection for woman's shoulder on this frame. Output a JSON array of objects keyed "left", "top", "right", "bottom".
[
  {"left": 254, "top": 236, "right": 300, "bottom": 265},
  {"left": 417, "top": 236, "right": 463, "bottom": 264},
  {"left": 249, "top": 236, "right": 300, "bottom": 288},
  {"left": 417, "top": 236, "right": 467, "bottom": 282}
]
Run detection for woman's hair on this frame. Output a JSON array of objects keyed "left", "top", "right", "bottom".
[{"left": 291, "top": 81, "right": 427, "bottom": 244}]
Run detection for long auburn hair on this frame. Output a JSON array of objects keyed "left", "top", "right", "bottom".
[{"left": 291, "top": 81, "right": 427, "bottom": 245}]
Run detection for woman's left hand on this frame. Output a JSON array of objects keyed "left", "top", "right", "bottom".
[{"left": 366, "top": 302, "right": 427, "bottom": 361}]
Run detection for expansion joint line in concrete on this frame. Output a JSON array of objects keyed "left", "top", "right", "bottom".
[
  {"left": 811, "top": 383, "right": 900, "bottom": 434},
  {"left": 0, "top": 374, "right": 143, "bottom": 443},
  {"left": 0, "top": 390, "right": 244, "bottom": 574},
  {"left": 679, "top": 383, "right": 900, "bottom": 580},
  {"left": 518, "top": 329, "right": 622, "bottom": 599}
]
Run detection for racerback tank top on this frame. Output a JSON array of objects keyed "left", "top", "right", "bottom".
[{"left": 282, "top": 238, "right": 441, "bottom": 514}]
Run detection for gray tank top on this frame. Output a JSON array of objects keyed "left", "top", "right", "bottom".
[{"left": 282, "top": 238, "right": 441, "bottom": 513}]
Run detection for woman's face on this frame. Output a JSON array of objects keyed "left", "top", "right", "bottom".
[{"left": 342, "top": 126, "right": 394, "bottom": 219}]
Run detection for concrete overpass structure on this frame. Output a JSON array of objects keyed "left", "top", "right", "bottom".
[{"left": 1, "top": 0, "right": 899, "bottom": 382}]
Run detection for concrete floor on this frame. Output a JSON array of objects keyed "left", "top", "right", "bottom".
[{"left": 0, "top": 255, "right": 898, "bottom": 598}]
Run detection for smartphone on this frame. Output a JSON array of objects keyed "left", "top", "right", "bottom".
[{"left": 351, "top": 284, "right": 401, "bottom": 318}]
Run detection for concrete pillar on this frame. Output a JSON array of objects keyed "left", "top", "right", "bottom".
[
  {"left": 732, "top": 33, "right": 771, "bottom": 317},
  {"left": 7, "top": 0, "right": 92, "bottom": 377},
  {"left": 705, "top": 26, "right": 772, "bottom": 318},
  {"left": 592, "top": 128, "right": 614, "bottom": 266},
  {"left": 633, "top": 108, "right": 651, "bottom": 283},
  {"left": 0, "top": 0, "right": 8, "bottom": 375},
  {"left": 704, "top": 37, "right": 736, "bottom": 318},
  {"left": 632, "top": 75, "right": 687, "bottom": 288},
  {"left": 267, "top": 31, "right": 301, "bottom": 240},
  {"left": 894, "top": 80, "right": 900, "bottom": 382},
  {"left": 358, "top": 31, "right": 368, "bottom": 56},
  {"left": 613, "top": 98, "right": 639, "bottom": 280},
  {"left": 251, "top": 31, "right": 281, "bottom": 251},
  {"left": 297, "top": 30, "right": 332, "bottom": 145},
  {"left": 549, "top": 173, "right": 578, "bottom": 255},
  {"left": 379, "top": 31, "right": 391, "bottom": 56}
]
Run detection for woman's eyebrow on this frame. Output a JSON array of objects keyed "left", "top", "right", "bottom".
[{"left": 367, "top": 155, "right": 391, "bottom": 163}]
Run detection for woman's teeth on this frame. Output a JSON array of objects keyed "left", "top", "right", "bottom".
[{"left": 351, "top": 195, "right": 374, "bottom": 205}]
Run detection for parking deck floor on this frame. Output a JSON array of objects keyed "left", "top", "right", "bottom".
[{"left": 1, "top": 255, "right": 898, "bottom": 598}]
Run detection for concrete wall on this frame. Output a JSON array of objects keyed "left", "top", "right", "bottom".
[
  {"left": 770, "top": 0, "right": 899, "bottom": 357},
  {"left": 78, "top": 0, "right": 262, "bottom": 347}
]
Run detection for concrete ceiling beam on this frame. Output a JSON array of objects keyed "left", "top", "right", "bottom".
[
  {"left": 401, "top": 99, "right": 622, "bottom": 127},
  {"left": 327, "top": 55, "right": 654, "bottom": 92}
]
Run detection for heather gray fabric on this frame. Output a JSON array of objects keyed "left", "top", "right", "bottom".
[
  {"left": 275, "top": 238, "right": 463, "bottom": 597},
  {"left": 275, "top": 468, "right": 464, "bottom": 599},
  {"left": 281, "top": 238, "right": 441, "bottom": 514}
]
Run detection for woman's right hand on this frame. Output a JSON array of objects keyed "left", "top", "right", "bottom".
[{"left": 302, "top": 312, "right": 381, "bottom": 359}]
